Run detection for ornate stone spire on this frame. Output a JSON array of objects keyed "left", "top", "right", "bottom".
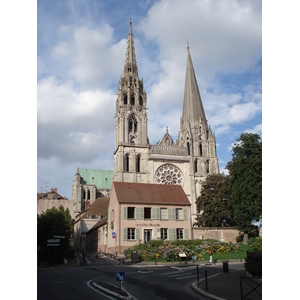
[
  {"left": 181, "top": 46, "right": 207, "bottom": 130},
  {"left": 124, "top": 20, "right": 138, "bottom": 77}
]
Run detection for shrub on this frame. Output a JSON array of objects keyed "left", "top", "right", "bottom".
[{"left": 245, "top": 249, "right": 262, "bottom": 277}]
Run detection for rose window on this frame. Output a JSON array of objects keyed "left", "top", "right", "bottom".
[{"left": 155, "top": 164, "right": 183, "bottom": 185}]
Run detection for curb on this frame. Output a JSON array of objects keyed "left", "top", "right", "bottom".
[{"left": 191, "top": 282, "right": 226, "bottom": 300}]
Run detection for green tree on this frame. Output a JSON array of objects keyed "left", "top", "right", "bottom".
[
  {"left": 226, "top": 133, "right": 262, "bottom": 235},
  {"left": 37, "top": 206, "right": 74, "bottom": 265},
  {"left": 195, "top": 173, "right": 234, "bottom": 227}
]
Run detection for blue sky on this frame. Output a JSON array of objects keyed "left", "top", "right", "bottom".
[{"left": 36, "top": 0, "right": 262, "bottom": 199}]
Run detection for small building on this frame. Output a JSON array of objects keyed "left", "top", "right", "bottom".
[
  {"left": 107, "top": 181, "right": 192, "bottom": 255},
  {"left": 86, "top": 216, "right": 108, "bottom": 253},
  {"left": 73, "top": 197, "right": 109, "bottom": 252},
  {"left": 37, "top": 187, "right": 74, "bottom": 217}
]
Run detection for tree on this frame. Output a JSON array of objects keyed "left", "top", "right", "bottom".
[
  {"left": 226, "top": 133, "right": 262, "bottom": 235},
  {"left": 37, "top": 206, "right": 74, "bottom": 265},
  {"left": 195, "top": 173, "right": 235, "bottom": 227}
]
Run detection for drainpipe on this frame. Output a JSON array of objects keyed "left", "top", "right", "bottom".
[{"left": 119, "top": 203, "right": 121, "bottom": 254}]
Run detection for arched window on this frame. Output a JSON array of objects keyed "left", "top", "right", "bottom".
[
  {"left": 136, "top": 155, "right": 141, "bottom": 173},
  {"left": 206, "top": 160, "right": 209, "bottom": 174},
  {"left": 87, "top": 189, "right": 90, "bottom": 200},
  {"left": 187, "top": 142, "right": 190, "bottom": 155},
  {"left": 200, "top": 143, "right": 203, "bottom": 157},
  {"left": 124, "top": 154, "right": 129, "bottom": 172},
  {"left": 130, "top": 93, "right": 135, "bottom": 105},
  {"left": 194, "top": 159, "right": 198, "bottom": 173},
  {"left": 139, "top": 95, "right": 143, "bottom": 106},
  {"left": 83, "top": 190, "right": 86, "bottom": 200},
  {"left": 129, "top": 115, "right": 137, "bottom": 133},
  {"left": 123, "top": 94, "right": 127, "bottom": 105}
]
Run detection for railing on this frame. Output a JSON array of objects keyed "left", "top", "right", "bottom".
[{"left": 150, "top": 145, "right": 188, "bottom": 156}]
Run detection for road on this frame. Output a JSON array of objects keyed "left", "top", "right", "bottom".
[{"left": 37, "top": 254, "right": 226, "bottom": 300}]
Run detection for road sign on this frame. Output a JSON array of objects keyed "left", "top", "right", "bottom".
[
  {"left": 112, "top": 232, "right": 116, "bottom": 239},
  {"left": 53, "top": 235, "right": 65, "bottom": 239},
  {"left": 116, "top": 271, "right": 125, "bottom": 282},
  {"left": 47, "top": 239, "right": 60, "bottom": 243},
  {"left": 47, "top": 244, "right": 60, "bottom": 247}
]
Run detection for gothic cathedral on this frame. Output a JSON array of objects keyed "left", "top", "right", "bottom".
[{"left": 113, "top": 21, "right": 219, "bottom": 224}]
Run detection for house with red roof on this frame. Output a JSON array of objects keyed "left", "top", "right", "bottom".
[{"left": 107, "top": 181, "right": 192, "bottom": 255}]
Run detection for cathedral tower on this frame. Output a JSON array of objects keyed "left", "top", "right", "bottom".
[{"left": 114, "top": 21, "right": 149, "bottom": 183}]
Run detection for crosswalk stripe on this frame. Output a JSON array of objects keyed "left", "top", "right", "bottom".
[{"left": 176, "top": 274, "right": 197, "bottom": 280}]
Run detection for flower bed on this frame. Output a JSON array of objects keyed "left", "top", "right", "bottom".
[{"left": 124, "top": 239, "right": 247, "bottom": 262}]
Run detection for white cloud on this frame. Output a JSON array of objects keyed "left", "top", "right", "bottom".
[
  {"left": 37, "top": 77, "right": 115, "bottom": 164},
  {"left": 51, "top": 25, "right": 128, "bottom": 89},
  {"left": 139, "top": 0, "right": 262, "bottom": 75}
]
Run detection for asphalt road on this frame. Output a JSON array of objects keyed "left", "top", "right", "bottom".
[{"left": 37, "top": 255, "right": 210, "bottom": 300}]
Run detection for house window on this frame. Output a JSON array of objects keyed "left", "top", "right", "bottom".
[
  {"left": 128, "top": 228, "right": 135, "bottom": 240},
  {"left": 144, "top": 207, "right": 151, "bottom": 219},
  {"left": 176, "top": 208, "right": 183, "bottom": 220},
  {"left": 160, "top": 208, "right": 167, "bottom": 220},
  {"left": 128, "top": 207, "right": 135, "bottom": 219},
  {"left": 177, "top": 228, "right": 183, "bottom": 240},
  {"left": 161, "top": 228, "right": 168, "bottom": 240}
]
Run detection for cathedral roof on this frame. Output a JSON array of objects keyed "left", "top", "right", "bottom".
[
  {"left": 79, "top": 168, "right": 114, "bottom": 190},
  {"left": 181, "top": 47, "right": 208, "bottom": 129},
  {"left": 112, "top": 181, "right": 191, "bottom": 206},
  {"left": 156, "top": 126, "right": 175, "bottom": 146}
]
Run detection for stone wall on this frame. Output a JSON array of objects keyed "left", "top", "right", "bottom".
[
  {"left": 37, "top": 199, "right": 74, "bottom": 218},
  {"left": 193, "top": 227, "right": 239, "bottom": 243}
]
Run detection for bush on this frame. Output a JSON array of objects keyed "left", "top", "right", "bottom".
[{"left": 245, "top": 249, "right": 262, "bottom": 277}]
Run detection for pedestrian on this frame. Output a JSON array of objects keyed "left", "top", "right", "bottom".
[{"left": 209, "top": 249, "right": 212, "bottom": 263}]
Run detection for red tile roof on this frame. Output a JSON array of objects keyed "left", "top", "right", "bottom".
[
  {"left": 75, "top": 198, "right": 109, "bottom": 221},
  {"left": 113, "top": 182, "right": 191, "bottom": 206}
]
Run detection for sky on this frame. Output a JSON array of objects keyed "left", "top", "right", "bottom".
[{"left": 36, "top": 0, "right": 262, "bottom": 200}]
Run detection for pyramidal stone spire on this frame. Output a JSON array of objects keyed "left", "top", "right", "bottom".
[
  {"left": 124, "top": 20, "right": 138, "bottom": 76},
  {"left": 181, "top": 46, "right": 207, "bottom": 129}
]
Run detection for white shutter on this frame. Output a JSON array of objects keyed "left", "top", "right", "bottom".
[
  {"left": 123, "top": 207, "right": 127, "bottom": 219},
  {"left": 123, "top": 228, "right": 127, "bottom": 241}
]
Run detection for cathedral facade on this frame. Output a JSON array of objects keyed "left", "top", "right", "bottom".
[{"left": 113, "top": 21, "right": 219, "bottom": 224}]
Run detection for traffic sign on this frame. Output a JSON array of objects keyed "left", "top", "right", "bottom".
[
  {"left": 47, "top": 239, "right": 60, "bottom": 243},
  {"left": 112, "top": 232, "right": 116, "bottom": 239},
  {"left": 116, "top": 271, "right": 125, "bottom": 282}
]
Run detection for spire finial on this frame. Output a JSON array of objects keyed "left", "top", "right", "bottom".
[
  {"left": 187, "top": 41, "right": 189, "bottom": 50},
  {"left": 166, "top": 126, "right": 168, "bottom": 133}
]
